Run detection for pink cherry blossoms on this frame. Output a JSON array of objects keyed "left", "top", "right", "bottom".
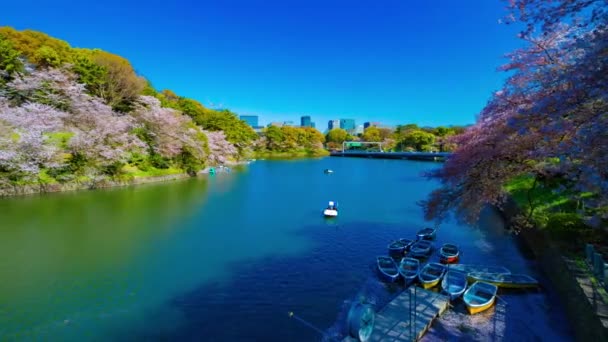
[
  {"left": 424, "top": 0, "right": 608, "bottom": 223},
  {"left": 0, "top": 66, "right": 240, "bottom": 185}
]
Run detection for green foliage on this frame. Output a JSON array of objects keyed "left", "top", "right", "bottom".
[
  {"left": 71, "top": 49, "right": 107, "bottom": 95},
  {"left": 33, "top": 46, "right": 61, "bottom": 68},
  {"left": 396, "top": 129, "right": 436, "bottom": 151},
  {"left": 0, "top": 27, "right": 72, "bottom": 65},
  {"left": 258, "top": 126, "right": 326, "bottom": 156},
  {"left": 45, "top": 132, "right": 74, "bottom": 149},
  {"left": 176, "top": 147, "right": 204, "bottom": 175},
  {"left": 0, "top": 34, "right": 24, "bottom": 79},
  {"left": 326, "top": 128, "right": 348, "bottom": 144},
  {"left": 37, "top": 169, "right": 58, "bottom": 185},
  {"left": 546, "top": 213, "right": 594, "bottom": 242},
  {"left": 91, "top": 50, "right": 145, "bottom": 111},
  {"left": 362, "top": 126, "right": 382, "bottom": 142}
]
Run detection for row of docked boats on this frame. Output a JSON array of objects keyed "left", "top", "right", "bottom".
[
  {"left": 378, "top": 226, "right": 541, "bottom": 315},
  {"left": 388, "top": 238, "right": 459, "bottom": 264}
]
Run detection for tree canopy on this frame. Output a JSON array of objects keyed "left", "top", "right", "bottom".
[{"left": 422, "top": 0, "right": 608, "bottom": 226}]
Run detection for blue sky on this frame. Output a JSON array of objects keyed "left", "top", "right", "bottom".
[{"left": 2, "top": 0, "right": 522, "bottom": 128}]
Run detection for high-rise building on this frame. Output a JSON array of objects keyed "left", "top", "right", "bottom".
[
  {"left": 283, "top": 120, "right": 295, "bottom": 126},
  {"left": 340, "top": 119, "right": 356, "bottom": 132},
  {"left": 300, "top": 115, "right": 312, "bottom": 127},
  {"left": 311, "top": 122, "right": 316, "bottom": 129},
  {"left": 328, "top": 119, "right": 340, "bottom": 130},
  {"left": 364, "top": 121, "right": 381, "bottom": 129},
  {"left": 268, "top": 122, "right": 284, "bottom": 127},
  {"left": 355, "top": 125, "right": 364, "bottom": 135},
  {"left": 240, "top": 115, "right": 259, "bottom": 127}
]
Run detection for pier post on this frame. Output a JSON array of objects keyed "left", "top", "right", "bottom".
[
  {"left": 586, "top": 244, "right": 595, "bottom": 266},
  {"left": 594, "top": 253, "right": 604, "bottom": 278}
]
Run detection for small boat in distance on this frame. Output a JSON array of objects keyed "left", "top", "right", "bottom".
[
  {"left": 439, "top": 243, "right": 460, "bottom": 264},
  {"left": 441, "top": 270, "right": 468, "bottom": 300},
  {"left": 416, "top": 227, "right": 437, "bottom": 240},
  {"left": 409, "top": 240, "right": 433, "bottom": 258},
  {"left": 398, "top": 257, "right": 420, "bottom": 286},
  {"left": 418, "top": 262, "right": 446, "bottom": 289},
  {"left": 463, "top": 281, "right": 498, "bottom": 314},
  {"left": 448, "top": 264, "right": 511, "bottom": 275},
  {"left": 323, "top": 201, "right": 338, "bottom": 217},
  {"left": 377, "top": 256, "right": 400, "bottom": 283},
  {"left": 467, "top": 272, "right": 539, "bottom": 289},
  {"left": 388, "top": 238, "right": 413, "bottom": 257},
  {"left": 324, "top": 169, "right": 334, "bottom": 174}
]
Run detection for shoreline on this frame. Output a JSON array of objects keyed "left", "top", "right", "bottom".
[
  {"left": 0, "top": 160, "right": 251, "bottom": 198},
  {"left": 499, "top": 200, "right": 608, "bottom": 341}
]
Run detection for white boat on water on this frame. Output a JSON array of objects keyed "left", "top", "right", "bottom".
[{"left": 323, "top": 201, "right": 338, "bottom": 217}]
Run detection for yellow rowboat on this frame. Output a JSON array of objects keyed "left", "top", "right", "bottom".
[
  {"left": 467, "top": 272, "right": 539, "bottom": 289},
  {"left": 418, "top": 262, "right": 446, "bottom": 289},
  {"left": 464, "top": 281, "right": 497, "bottom": 314}
]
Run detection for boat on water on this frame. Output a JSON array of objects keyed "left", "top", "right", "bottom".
[
  {"left": 377, "top": 256, "right": 400, "bottom": 283},
  {"left": 463, "top": 281, "right": 498, "bottom": 314},
  {"left": 441, "top": 270, "right": 468, "bottom": 300},
  {"left": 398, "top": 257, "right": 420, "bottom": 286},
  {"left": 323, "top": 201, "right": 338, "bottom": 217},
  {"left": 418, "top": 262, "right": 446, "bottom": 289},
  {"left": 409, "top": 240, "right": 433, "bottom": 258},
  {"left": 416, "top": 227, "right": 436, "bottom": 240},
  {"left": 467, "top": 272, "right": 539, "bottom": 289},
  {"left": 388, "top": 238, "right": 413, "bottom": 257},
  {"left": 439, "top": 243, "right": 460, "bottom": 264},
  {"left": 324, "top": 169, "right": 334, "bottom": 174},
  {"left": 448, "top": 264, "right": 511, "bottom": 275}
]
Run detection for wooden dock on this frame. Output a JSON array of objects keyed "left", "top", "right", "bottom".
[{"left": 343, "top": 287, "right": 449, "bottom": 341}]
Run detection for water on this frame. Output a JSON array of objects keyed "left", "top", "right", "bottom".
[{"left": 0, "top": 158, "right": 573, "bottom": 341}]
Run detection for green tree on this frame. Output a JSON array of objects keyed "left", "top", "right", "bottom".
[
  {"left": 0, "top": 35, "right": 23, "bottom": 79},
  {"left": 326, "top": 128, "right": 348, "bottom": 144},
  {"left": 362, "top": 126, "right": 382, "bottom": 142},
  {"left": 92, "top": 51, "right": 145, "bottom": 111},
  {"left": 398, "top": 129, "right": 436, "bottom": 151},
  {"left": 33, "top": 46, "right": 61, "bottom": 68}
]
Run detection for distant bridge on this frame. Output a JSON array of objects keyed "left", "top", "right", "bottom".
[{"left": 329, "top": 151, "right": 451, "bottom": 161}]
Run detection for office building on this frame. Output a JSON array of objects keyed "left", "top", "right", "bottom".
[
  {"left": 240, "top": 115, "right": 259, "bottom": 127},
  {"left": 340, "top": 119, "right": 356, "bottom": 132},
  {"left": 283, "top": 121, "right": 295, "bottom": 127},
  {"left": 301, "top": 116, "right": 312, "bottom": 127},
  {"left": 355, "top": 125, "right": 364, "bottom": 135},
  {"left": 328, "top": 119, "right": 340, "bottom": 130}
]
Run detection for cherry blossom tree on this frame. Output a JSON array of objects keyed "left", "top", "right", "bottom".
[{"left": 423, "top": 0, "right": 608, "bottom": 224}]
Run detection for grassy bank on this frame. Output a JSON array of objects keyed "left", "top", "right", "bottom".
[{"left": 504, "top": 175, "right": 607, "bottom": 254}]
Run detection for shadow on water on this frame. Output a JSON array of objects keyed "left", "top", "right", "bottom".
[{"left": 114, "top": 220, "right": 413, "bottom": 342}]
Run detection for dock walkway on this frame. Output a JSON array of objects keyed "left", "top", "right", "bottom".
[{"left": 343, "top": 287, "right": 449, "bottom": 341}]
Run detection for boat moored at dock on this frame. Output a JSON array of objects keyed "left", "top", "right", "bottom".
[
  {"left": 377, "top": 256, "right": 400, "bottom": 283},
  {"left": 398, "top": 257, "right": 420, "bottom": 286},
  {"left": 418, "top": 262, "right": 446, "bottom": 289},
  {"left": 467, "top": 272, "right": 539, "bottom": 289},
  {"left": 463, "top": 281, "right": 498, "bottom": 314},
  {"left": 448, "top": 264, "right": 511, "bottom": 275},
  {"left": 439, "top": 243, "right": 460, "bottom": 264},
  {"left": 409, "top": 240, "right": 434, "bottom": 258},
  {"left": 388, "top": 238, "right": 414, "bottom": 257},
  {"left": 416, "top": 227, "right": 436, "bottom": 240},
  {"left": 441, "top": 270, "right": 468, "bottom": 300}
]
